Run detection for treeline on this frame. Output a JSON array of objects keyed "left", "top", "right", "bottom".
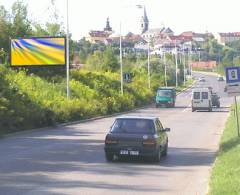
[{"left": 192, "top": 35, "right": 240, "bottom": 74}]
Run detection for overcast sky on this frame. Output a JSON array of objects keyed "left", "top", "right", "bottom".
[{"left": 1, "top": 0, "right": 240, "bottom": 40}]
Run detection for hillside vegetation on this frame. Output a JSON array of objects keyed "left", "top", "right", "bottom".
[{"left": 0, "top": 65, "right": 154, "bottom": 134}]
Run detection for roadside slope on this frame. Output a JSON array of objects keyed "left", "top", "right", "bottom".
[{"left": 209, "top": 109, "right": 240, "bottom": 195}]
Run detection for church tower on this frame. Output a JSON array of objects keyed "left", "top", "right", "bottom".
[
  {"left": 104, "top": 17, "right": 113, "bottom": 33},
  {"left": 141, "top": 6, "right": 149, "bottom": 34}
]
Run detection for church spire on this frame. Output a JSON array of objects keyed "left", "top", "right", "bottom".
[
  {"left": 104, "top": 17, "right": 112, "bottom": 32},
  {"left": 143, "top": 6, "right": 148, "bottom": 23},
  {"left": 141, "top": 6, "right": 149, "bottom": 34}
]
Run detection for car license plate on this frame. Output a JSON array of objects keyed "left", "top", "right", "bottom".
[
  {"left": 120, "top": 150, "right": 128, "bottom": 155},
  {"left": 129, "top": 151, "right": 139, "bottom": 156}
]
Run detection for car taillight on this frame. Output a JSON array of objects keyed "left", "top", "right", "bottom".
[
  {"left": 143, "top": 139, "right": 156, "bottom": 147},
  {"left": 105, "top": 138, "right": 118, "bottom": 145}
]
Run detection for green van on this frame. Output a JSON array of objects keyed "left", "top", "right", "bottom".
[{"left": 155, "top": 87, "right": 176, "bottom": 108}]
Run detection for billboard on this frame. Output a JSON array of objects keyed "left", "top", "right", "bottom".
[{"left": 10, "top": 37, "right": 66, "bottom": 66}]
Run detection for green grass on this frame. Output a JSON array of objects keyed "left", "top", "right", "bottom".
[{"left": 209, "top": 110, "right": 240, "bottom": 195}]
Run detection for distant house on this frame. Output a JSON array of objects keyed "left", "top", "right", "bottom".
[
  {"left": 86, "top": 30, "right": 111, "bottom": 44},
  {"left": 124, "top": 32, "right": 144, "bottom": 43},
  {"left": 86, "top": 18, "right": 114, "bottom": 44},
  {"left": 134, "top": 40, "right": 148, "bottom": 51},
  {"left": 180, "top": 31, "right": 209, "bottom": 44},
  {"left": 214, "top": 32, "right": 240, "bottom": 45},
  {"left": 192, "top": 61, "right": 217, "bottom": 70},
  {"left": 152, "top": 34, "right": 192, "bottom": 55},
  {"left": 141, "top": 27, "right": 174, "bottom": 42}
]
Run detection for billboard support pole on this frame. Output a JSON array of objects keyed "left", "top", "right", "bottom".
[
  {"left": 234, "top": 96, "right": 240, "bottom": 137},
  {"left": 66, "top": 0, "right": 70, "bottom": 99}
]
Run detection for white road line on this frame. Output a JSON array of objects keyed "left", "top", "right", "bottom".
[{"left": 182, "top": 103, "right": 192, "bottom": 112}]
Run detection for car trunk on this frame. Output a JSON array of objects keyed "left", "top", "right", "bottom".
[{"left": 110, "top": 133, "right": 149, "bottom": 147}]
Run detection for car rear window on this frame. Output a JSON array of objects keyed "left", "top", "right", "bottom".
[
  {"left": 157, "top": 90, "right": 172, "bottom": 97},
  {"left": 202, "top": 92, "right": 208, "bottom": 99},
  {"left": 193, "top": 92, "right": 200, "bottom": 99},
  {"left": 111, "top": 119, "right": 155, "bottom": 134}
]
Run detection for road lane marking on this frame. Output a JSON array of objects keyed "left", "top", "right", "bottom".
[{"left": 182, "top": 103, "right": 192, "bottom": 112}]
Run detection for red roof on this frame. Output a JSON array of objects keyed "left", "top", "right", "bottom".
[
  {"left": 89, "top": 30, "right": 110, "bottom": 37},
  {"left": 219, "top": 32, "right": 240, "bottom": 37},
  {"left": 192, "top": 61, "right": 217, "bottom": 69},
  {"left": 180, "top": 31, "right": 193, "bottom": 37},
  {"left": 168, "top": 35, "right": 192, "bottom": 42}
]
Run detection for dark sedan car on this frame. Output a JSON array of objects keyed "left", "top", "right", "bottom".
[{"left": 104, "top": 116, "right": 170, "bottom": 162}]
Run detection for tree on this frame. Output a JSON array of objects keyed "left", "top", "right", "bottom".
[
  {"left": 0, "top": 6, "right": 11, "bottom": 53},
  {"left": 0, "top": 48, "right": 7, "bottom": 64},
  {"left": 102, "top": 47, "right": 119, "bottom": 71},
  {"left": 10, "top": 1, "right": 32, "bottom": 38},
  {"left": 74, "top": 38, "right": 92, "bottom": 63},
  {"left": 86, "top": 51, "right": 104, "bottom": 71}
]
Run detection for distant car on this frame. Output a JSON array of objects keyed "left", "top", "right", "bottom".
[
  {"left": 155, "top": 87, "right": 176, "bottom": 108},
  {"left": 199, "top": 77, "right": 206, "bottom": 82},
  {"left": 104, "top": 116, "right": 170, "bottom": 162},
  {"left": 217, "top": 76, "right": 224, "bottom": 81},
  {"left": 211, "top": 93, "right": 220, "bottom": 108}
]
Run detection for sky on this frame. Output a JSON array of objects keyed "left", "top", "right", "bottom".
[{"left": 1, "top": 0, "right": 240, "bottom": 40}]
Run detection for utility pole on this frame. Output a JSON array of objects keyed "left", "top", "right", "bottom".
[
  {"left": 183, "top": 46, "right": 186, "bottom": 85},
  {"left": 148, "top": 40, "right": 151, "bottom": 88},
  {"left": 198, "top": 49, "right": 201, "bottom": 62},
  {"left": 175, "top": 43, "right": 178, "bottom": 88},
  {"left": 120, "top": 22, "right": 123, "bottom": 95},
  {"left": 188, "top": 48, "right": 192, "bottom": 77},
  {"left": 66, "top": 0, "right": 70, "bottom": 99},
  {"left": 234, "top": 96, "right": 240, "bottom": 137},
  {"left": 163, "top": 51, "right": 167, "bottom": 87},
  {"left": 190, "top": 50, "right": 192, "bottom": 77}
]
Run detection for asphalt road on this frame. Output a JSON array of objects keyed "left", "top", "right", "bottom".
[{"left": 0, "top": 73, "right": 232, "bottom": 195}]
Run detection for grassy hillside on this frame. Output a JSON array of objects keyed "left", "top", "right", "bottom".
[
  {"left": 0, "top": 65, "right": 153, "bottom": 134},
  {"left": 209, "top": 110, "right": 240, "bottom": 195}
]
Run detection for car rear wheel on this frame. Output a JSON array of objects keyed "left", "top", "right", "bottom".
[
  {"left": 105, "top": 153, "right": 114, "bottom": 162},
  {"left": 192, "top": 108, "right": 195, "bottom": 112}
]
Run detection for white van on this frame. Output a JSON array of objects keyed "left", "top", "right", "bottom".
[{"left": 191, "top": 88, "right": 212, "bottom": 112}]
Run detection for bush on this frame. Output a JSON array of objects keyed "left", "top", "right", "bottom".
[{"left": 0, "top": 65, "right": 155, "bottom": 134}]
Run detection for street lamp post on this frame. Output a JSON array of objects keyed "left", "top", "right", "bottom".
[
  {"left": 198, "top": 50, "right": 201, "bottom": 62},
  {"left": 189, "top": 49, "right": 192, "bottom": 77},
  {"left": 163, "top": 51, "right": 167, "bottom": 87},
  {"left": 147, "top": 40, "right": 151, "bottom": 88},
  {"left": 175, "top": 43, "right": 178, "bottom": 88},
  {"left": 183, "top": 45, "right": 186, "bottom": 85},
  {"left": 66, "top": 0, "right": 70, "bottom": 98},
  {"left": 119, "top": 22, "right": 123, "bottom": 95}
]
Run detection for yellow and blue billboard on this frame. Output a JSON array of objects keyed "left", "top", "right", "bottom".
[{"left": 10, "top": 37, "right": 66, "bottom": 66}]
